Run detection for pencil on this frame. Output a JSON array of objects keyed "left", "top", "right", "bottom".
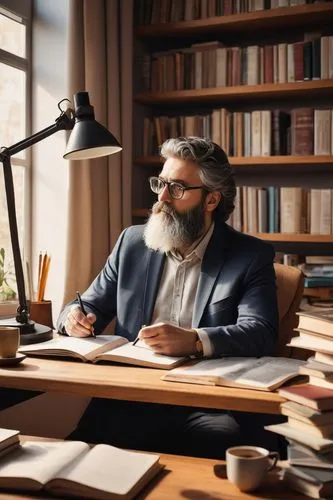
[
  {"left": 133, "top": 325, "right": 146, "bottom": 346},
  {"left": 76, "top": 291, "right": 95, "bottom": 337}
]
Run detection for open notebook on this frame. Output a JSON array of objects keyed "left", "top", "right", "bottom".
[
  {"left": 0, "top": 439, "right": 162, "bottom": 500},
  {"left": 19, "top": 335, "right": 187, "bottom": 369}
]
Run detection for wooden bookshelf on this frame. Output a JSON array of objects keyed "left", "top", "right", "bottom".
[
  {"left": 135, "top": 3, "right": 333, "bottom": 39},
  {"left": 135, "top": 80, "right": 333, "bottom": 106},
  {"left": 131, "top": 209, "right": 333, "bottom": 244},
  {"left": 132, "top": 2, "right": 333, "bottom": 249},
  {"left": 135, "top": 155, "right": 333, "bottom": 168}
]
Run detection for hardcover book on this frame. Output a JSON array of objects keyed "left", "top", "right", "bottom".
[
  {"left": 283, "top": 464, "right": 333, "bottom": 499},
  {"left": 18, "top": 335, "right": 187, "bottom": 369},
  {"left": 279, "top": 384, "right": 333, "bottom": 411},
  {"left": 265, "top": 422, "right": 333, "bottom": 453},
  {"left": 162, "top": 356, "right": 305, "bottom": 391},
  {"left": 0, "top": 440, "right": 162, "bottom": 500},
  {"left": 280, "top": 401, "right": 333, "bottom": 426},
  {"left": 296, "top": 308, "right": 333, "bottom": 337}
]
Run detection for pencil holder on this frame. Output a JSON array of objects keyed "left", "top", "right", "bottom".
[{"left": 29, "top": 300, "right": 54, "bottom": 329}]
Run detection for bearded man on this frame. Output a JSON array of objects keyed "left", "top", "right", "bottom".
[{"left": 57, "top": 137, "right": 282, "bottom": 458}]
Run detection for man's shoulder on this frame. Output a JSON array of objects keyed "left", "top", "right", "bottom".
[
  {"left": 218, "top": 223, "right": 274, "bottom": 252},
  {"left": 119, "top": 224, "right": 146, "bottom": 247}
]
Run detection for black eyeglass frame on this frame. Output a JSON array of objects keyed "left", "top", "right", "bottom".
[{"left": 149, "top": 176, "right": 206, "bottom": 200}]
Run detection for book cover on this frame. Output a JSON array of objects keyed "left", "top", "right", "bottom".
[
  {"left": 280, "top": 401, "right": 333, "bottom": 426},
  {"left": 279, "top": 384, "right": 333, "bottom": 411},
  {"left": 265, "top": 422, "right": 333, "bottom": 453},
  {"left": 288, "top": 442, "right": 333, "bottom": 469},
  {"left": 297, "top": 308, "right": 333, "bottom": 337}
]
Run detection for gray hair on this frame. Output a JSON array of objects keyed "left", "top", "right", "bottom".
[{"left": 160, "top": 136, "right": 236, "bottom": 222}]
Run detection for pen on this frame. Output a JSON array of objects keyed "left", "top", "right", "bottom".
[
  {"left": 76, "top": 291, "right": 95, "bottom": 337},
  {"left": 133, "top": 325, "right": 146, "bottom": 346}
]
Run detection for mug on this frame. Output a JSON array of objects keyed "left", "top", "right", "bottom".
[
  {"left": 0, "top": 327, "right": 20, "bottom": 358},
  {"left": 226, "top": 445, "right": 279, "bottom": 492}
]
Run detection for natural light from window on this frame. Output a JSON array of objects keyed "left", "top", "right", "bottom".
[{"left": 0, "top": 9, "right": 28, "bottom": 303}]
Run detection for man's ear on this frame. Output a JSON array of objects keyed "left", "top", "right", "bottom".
[{"left": 205, "top": 191, "right": 221, "bottom": 212}]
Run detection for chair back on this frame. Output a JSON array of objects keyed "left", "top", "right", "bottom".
[{"left": 274, "top": 263, "right": 305, "bottom": 358}]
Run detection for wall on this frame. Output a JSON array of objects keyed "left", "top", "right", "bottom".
[{"left": 0, "top": 0, "right": 89, "bottom": 438}]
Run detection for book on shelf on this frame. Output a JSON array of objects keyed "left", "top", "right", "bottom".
[
  {"left": 18, "top": 335, "right": 187, "bottom": 369},
  {"left": 0, "top": 428, "right": 20, "bottom": 459},
  {"left": 280, "top": 401, "right": 333, "bottom": 427},
  {"left": 296, "top": 308, "right": 333, "bottom": 337},
  {"left": 278, "top": 384, "right": 333, "bottom": 411},
  {"left": 0, "top": 439, "right": 162, "bottom": 500},
  {"left": 265, "top": 422, "right": 333, "bottom": 454},
  {"left": 283, "top": 464, "right": 333, "bottom": 499},
  {"left": 161, "top": 356, "right": 306, "bottom": 391},
  {"left": 287, "top": 441, "right": 333, "bottom": 470}
]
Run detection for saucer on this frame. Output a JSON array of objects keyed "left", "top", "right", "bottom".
[{"left": 0, "top": 353, "right": 26, "bottom": 367}]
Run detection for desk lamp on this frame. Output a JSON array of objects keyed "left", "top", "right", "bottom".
[{"left": 0, "top": 91, "right": 122, "bottom": 344}]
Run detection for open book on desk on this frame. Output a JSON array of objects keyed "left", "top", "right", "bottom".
[
  {"left": 0, "top": 439, "right": 162, "bottom": 500},
  {"left": 19, "top": 335, "right": 187, "bottom": 369},
  {"left": 161, "top": 356, "right": 306, "bottom": 391}
]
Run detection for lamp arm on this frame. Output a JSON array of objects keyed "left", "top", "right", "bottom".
[
  {"left": 2, "top": 110, "right": 74, "bottom": 159},
  {"left": 0, "top": 109, "right": 74, "bottom": 326}
]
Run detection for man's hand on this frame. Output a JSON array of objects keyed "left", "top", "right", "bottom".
[
  {"left": 64, "top": 306, "right": 96, "bottom": 337},
  {"left": 138, "top": 323, "right": 198, "bottom": 356}
]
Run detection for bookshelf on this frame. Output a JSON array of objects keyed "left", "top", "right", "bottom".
[{"left": 132, "top": 1, "right": 333, "bottom": 259}]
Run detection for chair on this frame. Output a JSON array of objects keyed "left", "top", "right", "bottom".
[{"left": 274, "top": 263, "right": 307, "bottom": 359}]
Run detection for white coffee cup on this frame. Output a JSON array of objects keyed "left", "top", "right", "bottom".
[
  {"left": 226, "top": 445, "right": 279, "bottom": 492},
  {"left": 0, "top": 327, "right": 20, "bottom": 358}
]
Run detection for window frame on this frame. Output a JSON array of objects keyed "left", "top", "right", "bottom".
[{"left": 0, "top": 1, "right": 32, "bottom": 312}]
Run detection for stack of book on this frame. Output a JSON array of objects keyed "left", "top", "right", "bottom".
[{"left": 265, "top": 308, "right": 333, "bottom": 498}]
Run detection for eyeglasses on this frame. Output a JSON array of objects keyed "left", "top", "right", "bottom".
[{"left": 149, "top": 176, "right": 205, "bottom": 200}]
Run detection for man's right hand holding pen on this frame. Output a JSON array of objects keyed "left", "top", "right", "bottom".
[{"left": 64, "top": 292, "right": 96, "bottom": 337}]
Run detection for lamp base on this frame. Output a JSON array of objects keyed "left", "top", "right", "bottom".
[{"left": 0, "top": 317, "right": 53, "bottom": 345}]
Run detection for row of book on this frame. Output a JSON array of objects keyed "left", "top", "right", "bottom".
[
  {"left": 142, "top": 108, "right": 333, "bottom": 157},
  {"left": 228, "top": 186, "right": 333, "bottom": 235},
  {"left": 141, "top": 36, "right": 333, "bottom": 92},
  {"left": 266, "top": 308, "right": 333, "bottom": 498},
  {"left": 274, "top": 254, "right": 333, "bottom": 289},
  {"left": 135, "top": 0, "right": 327, "bottom": 25}
]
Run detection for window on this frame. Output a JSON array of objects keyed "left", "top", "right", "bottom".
[{"left": 0, "top": 3, "right": 31, "bottom": 304}]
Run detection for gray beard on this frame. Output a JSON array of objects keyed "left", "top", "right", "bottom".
[{"left": 143, "top": 200, "right": 206, "bottom": 253}]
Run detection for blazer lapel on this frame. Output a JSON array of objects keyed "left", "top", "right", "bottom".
[
  {"left": 142, "top": 250, "right": 165, "bottom": 326},
  {"left": 192, "top": 223, "right": 230, "bottom": 327}
]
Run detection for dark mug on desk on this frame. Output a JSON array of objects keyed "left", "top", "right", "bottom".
[
  {"left": 226, "top": 445, "right": 279, "bottom": 492},
  {"left": 0, "top": 327, "right": 20, "bottom": 358}
]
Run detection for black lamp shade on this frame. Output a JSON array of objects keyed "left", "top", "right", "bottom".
[
  {"left": 63, "top": 92, "right": 122, "bottom": 160},
  {"left": 63, "top": 120, "right": 122, "bottom": 160}
]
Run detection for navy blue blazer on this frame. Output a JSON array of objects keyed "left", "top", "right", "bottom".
[{"left": 57, "top": 222, "right": 278, "bottom": 357}]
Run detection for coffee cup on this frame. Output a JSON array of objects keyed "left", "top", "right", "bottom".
[
  {"left": 0, "top": 327, "right": 20, "bottom": 358},
  {"left": 226, "top": 445, "right": 279, "bottom": 492}
]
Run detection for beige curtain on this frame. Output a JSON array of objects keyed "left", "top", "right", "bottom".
[{"left": 63, "top": 0, "right": 133, "bottom": 305}]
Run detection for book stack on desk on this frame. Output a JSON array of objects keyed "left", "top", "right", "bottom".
[
  {"left": 265, "top": 385, "right": 333, "bottom": 498},
  {"left": 265, "top": 309, "right": 333, "bottom": 498}
]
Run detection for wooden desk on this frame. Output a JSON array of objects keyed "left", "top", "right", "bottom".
[
  {"left": 0, "top": 436, "right": 309, "bottom": 500},
  {"left": 0, "top": 357, "right": 284, "bottom": 414}
]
